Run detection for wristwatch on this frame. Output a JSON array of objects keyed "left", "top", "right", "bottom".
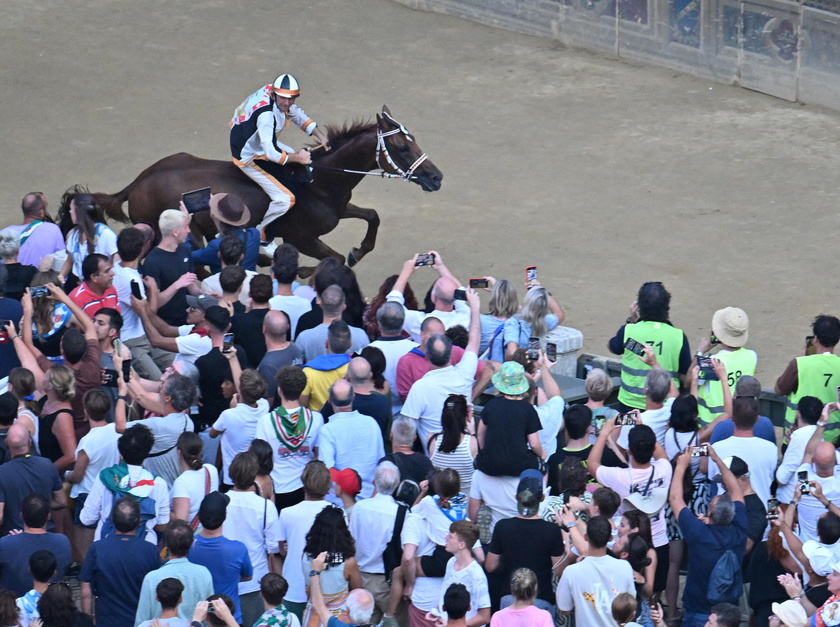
[
  {"left": 694, "top": 351, "right": 704, "bottom": 359},
  {"left": 309, "top": 570, "right": 320, "bottom": 577},
  {"left": 191, "top": 622, "right": 202, "bottom": 627}
]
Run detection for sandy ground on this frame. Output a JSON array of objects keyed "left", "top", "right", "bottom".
[{"left": 4, "top": 0, "right": 840, "bottom": 381}]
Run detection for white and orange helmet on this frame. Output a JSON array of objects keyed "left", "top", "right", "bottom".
[{"left": 272, "top": 74, "right": 300, "bottom": 98}]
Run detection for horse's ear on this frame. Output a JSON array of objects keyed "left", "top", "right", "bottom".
[
  {"left": 376, "top": 113, "right": 382, "bottom": 125},
  {"left": 382, "top": 104, "right": 391, "bottom": 116}
]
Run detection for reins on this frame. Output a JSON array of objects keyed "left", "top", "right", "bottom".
[{"left": 310, "top": 112, "right": 427, "bottom": 182}]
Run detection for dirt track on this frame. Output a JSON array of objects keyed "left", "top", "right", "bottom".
[{"left": 4, "top": 0, "right": 840, "bottom": 380}]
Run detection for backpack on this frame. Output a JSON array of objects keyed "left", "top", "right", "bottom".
[
  {"left": 706, "top": 546, "right": 743, "bottom": 605},
  {"left": 100, "top": 492, "right": 158, "bottom": 541}
]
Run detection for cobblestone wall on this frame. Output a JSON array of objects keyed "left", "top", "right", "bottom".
[{"left": 392, "top": 0, "right": 840, "bottom": 111}]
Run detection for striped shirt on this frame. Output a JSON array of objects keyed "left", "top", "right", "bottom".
[{"left": 69, "top": 281, "right": 121, "bottom": 317}]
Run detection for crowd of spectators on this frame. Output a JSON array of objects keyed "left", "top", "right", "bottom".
[{"left": 0, "top": 188, "right": 836, "bottom": 627}]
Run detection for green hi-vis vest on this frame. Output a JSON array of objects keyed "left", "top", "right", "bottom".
[
  {"left": 697, "top": 348, "right": 758, "bottom": 424},
  {"left": 785, "top": 352, "right": 840, "bottom": 440},
  {"left": 618, "top": 321, "right": 684, "bottom": 409}
]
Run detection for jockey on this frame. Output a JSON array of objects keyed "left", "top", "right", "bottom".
[{"left": 230, "top": 73, "right": 330, "bottom": 256}]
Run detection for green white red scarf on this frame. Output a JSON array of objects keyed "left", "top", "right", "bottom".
[{"left": 270, "top": 406, "right": 313, "bottom": 452}]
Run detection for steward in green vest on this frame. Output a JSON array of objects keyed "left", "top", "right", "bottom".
[
  {"left": 608, "top": 282, "right": 690, "bottom": 410},
  {"left": 696, "top": 307, "right": 757, "bottom": 424},
  {"left": 776, "top": 314, "right": 840, "bottom": 442}
]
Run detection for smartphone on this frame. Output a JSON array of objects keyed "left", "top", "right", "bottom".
[
  {"left": 709, "top": 333, "right": 721, "bottom": 345},
  {"left": 453, "top": 289, "right": 467, "bottom": 301},
  {"left": 222, "top": 333, "right": 234, "bottom": 354},
  {"left": 591, "top": 417, "right": 602, "bottom": 436},
  {"left": 29, "top": 286, "right": 49, "bottom": 298},
  {"left": 182, "top": 187, "right": 211, "bottom": 214},
  {"left": 697, "top": 356, "right": 719, "bottom": 381},
  {"left": 806, "top": 335, "right": 816, "bottom": 356},
  {"left": 766, "top": 497, "right": 780, "bottom": 520},
  {"left": 624, "top": 338, "right": 646, "bottom": 357},
  {"left": 0, "top": 320, "right": 11, "bottom": 345},
  {"left": 101, "top": 368, "right": 119, "bottom": 388},
  {"left": 691, "top": 444, "right": 709, "bottom": 457},
  {"left": 526, "top": 337, "right": 540, "bottom": 361},
  {"left": 415, "top": 253, "right": 436, "bottom": 267},
  {"left": 525, "top": 266, "right": 538, "bottom": 288},
  {"left": 469, "top": 278, "right": 489, "bottom": 289},
  {"left": 122, "top": 358, "right": 132, "bottom": 383},
  {"left": 615, "top": 414, "right": 636, "bottom": 426},
  {"left": 131, "top": 280, "right": 144, "bottom": 300},
  {"left": 546, "top": 342, "right": 557, "bottom": 362},
  {"left": 798, "top": 469, "right": 811, "bottom": 494}
]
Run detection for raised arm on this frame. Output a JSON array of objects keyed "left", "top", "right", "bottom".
[
  {"left": 46, "top": 283, "right": 96, "bottom": 341},
  {"left": 464, "top": 288, "right": 481, "bottom": 354},
  {"left": 708, "top": 443, "right": 744, "bottom": 503},
  {"left": 587, "top": 416, "right": 617, "bottom": 478},
  {"left": 669, "top": 450, "right": 690, "bottom": 516},
  {"left": 391, "top": 256, "right": 418, "bottom": 297},
  {"left": 802, "top": 403, "right": 833, "bottom": 464}
]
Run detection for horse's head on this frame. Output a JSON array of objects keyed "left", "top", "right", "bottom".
[{"left": 376, "top": 106, "right": 442, "bottom": 192}]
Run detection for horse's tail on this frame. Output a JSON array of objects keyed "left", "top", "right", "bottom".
[{"left": 93, "top": 188, "right": 132, "bottom": 224}]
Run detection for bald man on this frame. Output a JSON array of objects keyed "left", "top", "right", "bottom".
[
  {"left": 1, "top": 192, "right": 65, "bottom": 268},
  {"left": 257, "top": 310, "right": 303, "bottom": 404},
  {"left": 386, "top": 251, "right": 471, "bottom": 343},
  {"left": 796, "top": 441, "right": 840, "bottom": 543},
  {"left": 296, "top": 285, "right": 369, "bottom": 363},
  {"left": 318, "top": 380, "right": 385, "bottom": 499},
  {"left": 0, "top": 425, "right": 66, "bottom": 535},
  {"left": 321, "top": 357, "right": 391, "bottom": 445}
]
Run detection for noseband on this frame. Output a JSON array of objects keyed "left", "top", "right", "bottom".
[{"left": 375, "top": 113, "right": 428, "bottom": 182}]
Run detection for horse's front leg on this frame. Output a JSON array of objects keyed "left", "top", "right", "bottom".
[{"left": 343, "top": 203, "right": 380, "bottom": 267}]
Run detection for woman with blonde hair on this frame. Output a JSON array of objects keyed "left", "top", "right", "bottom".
[
  {"left": 502, "top": 285, "right": 565, "bottom": 360},
  {"left": 585, "top": 367, "right": 619, "bottom": 442},
  {"left": 38, "top": 364, "right": 76, "bottom": 471},
  {"left": 490, "top": 568, "right": 553, "bottom": 627},
  {"left": 480, "top": 278, "right": 519, "bottom": 361}
]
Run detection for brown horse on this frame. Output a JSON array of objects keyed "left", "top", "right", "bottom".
[{"left": 92, "top": 106, "right": 442, "bottom": 270}]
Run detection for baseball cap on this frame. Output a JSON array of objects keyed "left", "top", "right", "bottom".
[
  {"left": 711, "top": 455, "right": 750, "bottom": 483},
  {"left": 331, "top": 467, "right": 362, "bottom": 498},
  {"left": 198, "top": 491, "right": 230, "bottom": 530},
  {"left": 516, "top": 469, "right": 543, "bottom": 516},
  {"left": 186, "top": 294, "right": 219, "bottom": 312}
]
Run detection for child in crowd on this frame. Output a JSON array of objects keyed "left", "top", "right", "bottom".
[
  {"left": 254, "top": 573, "right": 301, "bottom": 627},
  {"left": 16, "top": 550, "right": 56, "bottom": 627},
  {"left": 138, "top": 578, "right": 186, "bottom": 627}
]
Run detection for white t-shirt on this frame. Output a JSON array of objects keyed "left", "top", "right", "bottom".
[
  {"left": 536, "top": 396, "right": 565, "bottom": 459},
  {"left": 212, "top": 399, "right": 270, "bottom": 485},
  {"left": 274, "top": 499, "right": 331, "bottom": 602},
  {"left": 401, "top": 511, "right": 444, "bottom": 611},
  {"left": 66, "top": 225, "right": 118, "bottom": 279},
  {"left": 255, "top": 406, "right": 323, "bottom": 494},
  {"left": 139, "top": 617, "right": 190, "bottom": 627},
  {"left": 386, "top": 290, "right": 471, "bottom": 343},
  {"left": 202, "top": 270, "right": 257, "bottom": 305},
  {"left": 112, "top": 262, "right": 147, "bottom": 341},
  {"left": 595, "top": 459, "right": 673, "bottom": 548},
  {"left": 708, "top": 435, "right": 778, "bottom": 506},
  {"left": 268, "top": 294, "right": 312, "bottom": 337},
  {"left": 71, "top": 423, "right": 120, "bottom": 498},
  {"left": 142, "top": 412, "right": 192, "bottom": 488},
  {"left": 796, "top": 469, "right": 840, "bottom": 544},
  {"left": 617, "top": 397, "right": 675, "bottom": 449},
  {"left": 224, "top": 490, "right": 280, "bottom": 595},
  {"left": 776, "top": 425, "right": 818, "bottom": 503},
  {"left": 171, "top": 464, "right": 220, "bottom": 523},
  {"left": 369, "top": 337, "right": 418, "bottom": 415},
  {"left": 402, "top": 351, "right": 479, "bottom": 447},
  {"left": 469, "top": 471, "right": 519, "bottom": 534},
  {"left": 556, "top": 555, "right": 635, "bottom": 627},
  {"left": 174, "top": 326, "right": 213, "bottom": 365},
  {"left": 439, "top": 558, "right": 490, "bottom": 621}
]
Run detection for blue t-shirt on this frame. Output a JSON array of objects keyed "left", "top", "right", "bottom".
[
  {"left": 188, "top": 534, "right": 253, "bottom": 622},
  {"left": 0, "top": 532, "right": 71, "bottom": 596},
  {"left": 79, "top": 533, "right": 162, "bottom": 627},
  {"left": 0, "top": 455, "right": 62, "bottom": 536},
  {"left": 709, "top": 416, "right": 776, "bottom": 446},
  {"left": 679, "top": 500, "right": 747, "bottom": 614}
]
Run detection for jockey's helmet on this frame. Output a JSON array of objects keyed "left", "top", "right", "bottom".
[{"left": 272, "top": 74, "right": 300, "bottom": 99}]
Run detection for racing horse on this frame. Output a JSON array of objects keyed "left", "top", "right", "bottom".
[{"left": 91, "top": 106, "right": 442, "bottom": 271}]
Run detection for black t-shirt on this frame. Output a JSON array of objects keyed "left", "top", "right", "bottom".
[
  {"left": 546, "top": 444, "right": 627, "bottom": 496},
  {"left": 231, "top": 308, "right": 270, "bottom": 366},
  {"left": 3, "top": 263, "right": 38, "bottom": 301},
  {"left": 142, "top": 245, "right": 194, "bottom": 327},
  {"left": 742, "top": 493, "right": 767, "bottom": 580},
  {"left": 194, "top": 345, "right": 250, "bottom": 430},
  {"left": 488, "top": 517, "right": 565, "bottom": 604},
  {"left": 474, "top": 397, "right": 542, "bottom": 477},
  {"left": 321, "top": 392, "right": 392, "bottom": 445},
  {"left": 378, "top": 452, "right": 435, "bottom": 484}
]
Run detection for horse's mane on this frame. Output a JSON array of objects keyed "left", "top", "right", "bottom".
[{"left": 310, "top": 120, "right": 375, "bottom": 155}]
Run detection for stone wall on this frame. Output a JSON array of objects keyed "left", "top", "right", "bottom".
[{"left": 392, "top": 0, "right": 840, "bottom": 111}]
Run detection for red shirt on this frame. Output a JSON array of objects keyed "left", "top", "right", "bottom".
[{"left": 69, "top": 282, "right": 121, "bottom": 317}]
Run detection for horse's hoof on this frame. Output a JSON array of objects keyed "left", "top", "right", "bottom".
[{"left": 347, "top": 250, "right": 358, "bottom": 267}]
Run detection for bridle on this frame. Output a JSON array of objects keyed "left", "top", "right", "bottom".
[{"left": 310, "top": 112, "right": 427, "bottom": 181}]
